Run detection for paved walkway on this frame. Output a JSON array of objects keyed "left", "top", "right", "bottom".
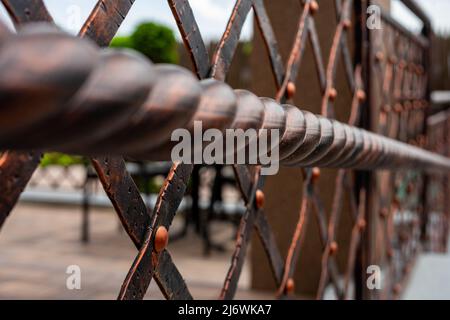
[
  {"left": 1, "top": 202, "right": 449, "bottom": 299},
  {"left": 403, "top": 251, "right": 450, "bottom": 299},
  {"left": 0, "top": 203, "right": 269, "bottom": 300}
]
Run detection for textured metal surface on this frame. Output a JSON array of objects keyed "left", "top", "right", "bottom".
[
  {"left": 0, "top": 26, "right": 448, "bottom": 171},
  {"left": 0, "top": 150, "right": 41, "bottom": 229},
  {"left": 0, "top": 0, "right": 190, "bottom": 301},
  {"left": 364, "top": 1, "right": 435, "bottom": 299},
  {"left": 424, "top": 110, "right": 450, "bottom": 252},
  {"left": 0, "top": 0, "right": 447, "bottom": 301}
]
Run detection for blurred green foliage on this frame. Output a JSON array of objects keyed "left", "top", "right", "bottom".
[
  {"left": 40, "top": 153, "right": 87, "bottom": 167},
  {"left": 109, "top": 36, "right": 133, "bottom": 49},
  {"left": 242, "top": 41, "right": 252, "bottom": 57},
  {"left": 135, "top": 176, "right": 164, "bottom": 194},
  {"left": 40, "top": 153, "right": 164, "bottom": 195},
  {"left": 110, "top": 22, "right": 179, "bottom": 64}
]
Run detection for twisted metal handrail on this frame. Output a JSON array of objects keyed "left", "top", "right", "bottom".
[
  {"left": 0, "top": 0, "right": 447, "bottom": 301},
  {"left": 0, "top": 23, "right": 448, "bottom": 173}
]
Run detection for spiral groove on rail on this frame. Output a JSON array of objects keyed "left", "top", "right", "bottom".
[{"left": 0, "top": 22, "right": 449, "bottom": 172}]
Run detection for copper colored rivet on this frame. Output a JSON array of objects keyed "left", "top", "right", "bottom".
[
  {"left": 312, "top": 167, "right": 321, "bottom": 180},
  {"left": 417, "top": 65, "right": 424, "bottom": 75},
  {"left": 154, "top": 226, "right": 169, "bottom": 252},
  {"left": 343, "top": 19, "right": 352, "bottom": 29},
  {"left": 379, "top": 111, "right": 387, "bottom": 125},
  {"left": 394, "top": 103, "right": 403, "bottom": 113},
  {"left": 375, "top": 51, "right": 384, "bottom": 62},
  {"left": 413, "top": 100, "right": 421, "bottom": 109},
  {"left": 404, "top": 101, "right": 412, "bottom": 110},
  {"left": 393, "top": 284, "right": 402, "bottom": 295},
  {"left": 356, "top": 89, "right": 366, "bottom": 101},
  {"left": 286, "top": 278, "right": 295, "bottom": 293},
  {"left": 389, "top": 56, "right": 398, "bottom": 64},
  {"left": 404, "top": 265, "right": 412, "bottom": 274},
  {"left": 329, "top": 88, "right": 337, "bottom": 101},
  {"left": 255, "top": 189, "right": 265, "bottom": 209},
  {"left": 419, "top": 135, "right": 427, "bottom": 146},
  {"left": 387, "top": 249, "right": 394, "bottom": 258},
  {"left": 358, "top": 219, "right": 367, "bottom": 230},
  {"left": 0, "top": 153, "right": 7, "bottom": 166},
  {"left": 329, "top": 241, "right": 338, "bottom": 255},
  {"left": 286, "top": 81, "right": 296, "bottom": 99},
  {"left": 310, "top": 1, "right": 319, "bottom": 14}
]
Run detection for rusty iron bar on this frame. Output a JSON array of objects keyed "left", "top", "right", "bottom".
[{"left": 0, "top": 23, "right": 448, "bottom": 173}]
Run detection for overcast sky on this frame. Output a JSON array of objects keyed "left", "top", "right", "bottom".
[
  {"left": 0, "top": 0, "right": 449, "bottom": 39},
  {"left": 391, "top": 0, "right": 450, "bottom": 33}
]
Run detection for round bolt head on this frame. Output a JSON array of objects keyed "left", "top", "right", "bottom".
[
  {"left": 343, "top": 19, "right": 352, "bottom": 29},
  {"left": 312, "top": 167, "right": 321, "bottom": 181},
  {"left": 380, "top": 208, "right": 388, "bottom": 218},
  {"left": 358, "top": 219, "right": 367, "bottom": 230},
  {"left": 255, "top": 189, "right": 265, "bottom": 209},
  {"left": 404, "top": 101, "right": 412, "bottom": 110},
  {"left": 286, "top": 278, "right": 295, "bottom": 293},
  {"left": 389, "top": 55, "right": 398, "bottom": 64},
  {"left": 328, "top": 88, "right": 337, "bottom": 101},
  {"left": 357, "top": 89, "right": 366, "bottom": 102},
  {"left": 286, "top": 81, "right": 296, "bottom": 99},
  {"left": 375, "top": 51, "right": 384, "bottom": 62},
  {"left": 417, "top": 65, "right": 424, "bottom": 75},
  {"left": 329, "top": 241, "right": 338, "bottom": 255},
  {"left": 413, "top": 100, "right": 421, "bottom": 109},
  {"left": 393, "top": 283, "right": 402, "bottom": 295},
  {"left": 310, "top": 1, "right": 319, "bottom": 14},
  {"left": 387, "top": 249, "right": 394, "bottom": 258},
  {"left": 154, "top": 226, "right": 169, "bottom": 252},
  {"left": 394, "top": 103, "right": 403, "bottom": 113}
]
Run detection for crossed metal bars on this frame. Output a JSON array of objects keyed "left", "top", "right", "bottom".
[
  {"left": 365, "top": 0, "right": 436, "bottom": 299},
  {"left": 0, "top": 0, "right": 446, "bottom": 300},
  {"left": 425, "top": 110, "right": 450, "bottom": 252}
]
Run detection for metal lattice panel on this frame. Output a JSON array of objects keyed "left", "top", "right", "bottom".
[{"left": 0, "top": 0, "right": 447, "bottom": 301}]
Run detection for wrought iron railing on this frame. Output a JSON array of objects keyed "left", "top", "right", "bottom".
[{"left": 0, "top": 0, "right": 448, "bottom": 300}]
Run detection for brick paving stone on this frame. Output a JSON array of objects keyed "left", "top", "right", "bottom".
[{"left": 0, "top": 202, "right": 269, "bottom": 300}]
